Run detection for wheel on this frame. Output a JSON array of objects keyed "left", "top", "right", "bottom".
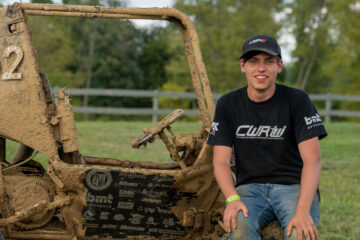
[{"left": 131, "top": 109, "right": 184, "bottom": 148}]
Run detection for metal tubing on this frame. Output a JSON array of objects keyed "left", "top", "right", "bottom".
[
  {"left": 3, "top": 231, "right": 71, "bottom": 240},
  {"left": 84, "top": 157, "right": 179, "bottom": 169},
  {"left": 178, "top": 22, "right": 211, "bottom": 128},
  {"left": 0, "top": 137, "right": 5, "bottom": 163},
  {"left": 25, "top": 10, "right": 166, "bottom": 20}
]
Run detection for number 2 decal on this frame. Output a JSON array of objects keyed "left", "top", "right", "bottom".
[{"left": 1, "top": 45, "right": 24, "bottom": 80}]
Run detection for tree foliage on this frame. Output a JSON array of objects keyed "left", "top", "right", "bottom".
[
  {"left": 169, "top": 0, "right": 282, "bottom": 93},
  {"left": 28, "top": 0, "right": 170, "bottom": 120},
  {"left": 282, "top": 0, "right": 360, "bottom": 95},
  {"left": 29, "top": 15, "right": 81, "bottom": 87},
  {"left": 322, "top": 0, "right": 360, "bottom": 95},
  {"left": 21, "top": 0, "right": 360, "bottom": 119},
  {"left": 282, "top": 0, "right": 332, "bottom": 91}
]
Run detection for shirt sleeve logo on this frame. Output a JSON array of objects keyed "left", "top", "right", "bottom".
[
  {"left": 304, "top": 113, "right": 323, "bottom": 129},
  {"left": 210, "top": 122, "right": 219, "bottom": 135},
  {"left": 304, "top": 113, "right": 322, "bottom": 125}
]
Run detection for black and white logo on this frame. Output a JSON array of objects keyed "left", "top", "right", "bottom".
[
  {"left": 304, "top": 113, "right": 323, "bottom": 129},
  {"left": 304, "top": 113, "right": 322, "bottom": 125},
  {"left": 210, "top": 122, "right": 219, "bottom": 135},
  {"left": 236, "top": 125, "right": 286, "bottom": 139}
]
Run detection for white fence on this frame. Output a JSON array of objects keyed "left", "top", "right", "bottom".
[
  {"left": 52, "top": 87, "right": 360, "bottom": 122},
  {"left": 310, "top": 93, "right": 360, "bottom": 122}
]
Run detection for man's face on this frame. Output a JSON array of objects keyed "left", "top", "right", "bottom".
[{"left": 240, "top": 53, "right": 283, "bottom": 93}]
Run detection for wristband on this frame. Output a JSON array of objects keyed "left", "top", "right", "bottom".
[{"left": 226, "top": 195, "right": 241, "bottom": 205}]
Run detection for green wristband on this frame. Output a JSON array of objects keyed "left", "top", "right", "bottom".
[{"left": 226, "top": 195, "right": 241, "bottom": 205}]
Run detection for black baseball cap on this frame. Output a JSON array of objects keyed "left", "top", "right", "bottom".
[{"left": 240, "top": 34, "right": 281, "bottom": 59}]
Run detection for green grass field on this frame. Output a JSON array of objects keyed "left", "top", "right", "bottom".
[
  {"left": 5, "top": 121, "right": 360, "bottom": 239},
  {"left": 318, "top": 123, "right": 360, "bottom": 239}
]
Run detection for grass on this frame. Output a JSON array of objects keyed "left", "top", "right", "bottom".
[
  {"left": 319, "top": 122, "right": 360, "bottom": 239},
  {"left": 5, "top": 120, "right": 203, "bottom": 166},
  {"left": 4, "top": 121, "right": 360, "bottom": 239},
  {"left": 76, "top": 120, "right": 202, "bottom": 161}
]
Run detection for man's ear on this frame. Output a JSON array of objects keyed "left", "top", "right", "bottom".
[
  {"left": 240, "top": 59, "right": 246, "bottom": 72},
  {"left": 277, "top": 60, "right": 283, "bottom": 73}
]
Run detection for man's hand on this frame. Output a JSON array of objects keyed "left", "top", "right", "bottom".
[
  {"left": 286, "top": 211, "right": 318, "bottom": 240},
  {"left": 223, "top": 200, "right": 248, "bottom": 232}
]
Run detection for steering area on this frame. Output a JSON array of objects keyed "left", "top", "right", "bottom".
[{"left": 131, "top": 109, "right": 187, "bottom": 169}]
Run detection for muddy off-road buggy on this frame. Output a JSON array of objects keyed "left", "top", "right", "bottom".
[{"left": 0, "top": 3, "right": 283, "bottom": 240}]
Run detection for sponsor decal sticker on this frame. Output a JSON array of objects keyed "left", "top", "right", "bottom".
[
  {"left": 210, "top": 122, "right": 219, "bottom": 135},
  {"left": 86, "top": 169, "right": 112, "bottom": 191}
]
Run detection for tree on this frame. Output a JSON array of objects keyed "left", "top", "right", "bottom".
[
  {"left": 28, "top": 0, "right": 171, "bottom": 120},
  {"left": 69, "top": 17, "right": 168, "bottom": 119},
  {"left": 63, "top": 0, "right": 123, "bottom": 120},
  {"left": 319, "top": 0, "right": 360, "bottom": 115},
  {"left": 28, "top": 15, "right": 82, "bottom": 88},
  {"left": 283, "top": 0, "right": 360, "bottom": 97},
  {"left": 321, "top": 0, "right": 360, "bottom": 95},
  {"left": 138, "top": 27, "right": 171, "bottom": 91},
  {"left": 168, "top": 0, "right": 282, "bottom": 93},
  {"left": 282, "top": 0, "right": 332, "bottom": 91}
]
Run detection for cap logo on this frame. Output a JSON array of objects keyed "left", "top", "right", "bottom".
[{"left": 249, "top": 38, "right": 267, "bottom": 45}]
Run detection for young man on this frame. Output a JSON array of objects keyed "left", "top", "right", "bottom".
[{"left": 207, "top": 34, "right": 327, "bottom": 240}]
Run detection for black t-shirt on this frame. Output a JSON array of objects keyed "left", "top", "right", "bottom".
[{"left": 207, "top": 84, "right": 327, "bottom": 186}]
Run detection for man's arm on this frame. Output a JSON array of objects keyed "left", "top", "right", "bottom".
[
  {"left": 213, "top": 145, "right": 248, "bottom": 232},
  {"left": 286, "top": 137, "right": 322, "bottom": 240}
]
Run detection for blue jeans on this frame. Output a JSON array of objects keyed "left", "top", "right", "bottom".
[{"left": 231, "top": 183, "right": 320, "bottom": 240}]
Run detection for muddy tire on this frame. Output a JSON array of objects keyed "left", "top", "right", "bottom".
[{"left": 261, "top": 220, "right": 284, "bottom": 240}]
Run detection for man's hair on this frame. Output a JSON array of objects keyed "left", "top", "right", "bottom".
[{"left": 242, "top": 51, "right": 281, "bottom": 64}]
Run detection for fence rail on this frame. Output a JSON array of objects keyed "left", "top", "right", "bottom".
[
  {"left": 309, "top": 93, "right": 360, "bottom": 122},
  {"left": 52, "top": 87, "right": 360, "bottom": 122}
]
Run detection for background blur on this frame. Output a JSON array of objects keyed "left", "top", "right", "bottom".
[{"left": 1, "top": 0, "right": 360, "bottom": 122}]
